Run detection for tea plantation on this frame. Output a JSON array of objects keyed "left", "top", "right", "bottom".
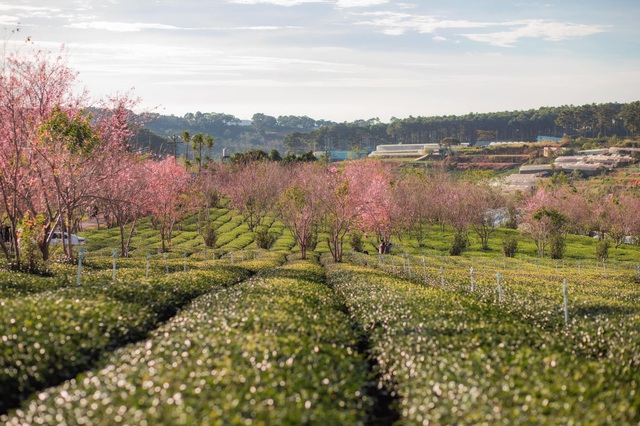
[{"left": 1, "top": 209, "right": 639, "bottom": 425}]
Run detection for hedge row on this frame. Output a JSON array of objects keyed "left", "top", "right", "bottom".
[
  {"left": 3, "top": 258, "right": 372, "bottom": 425},
  {"left": 326, "top": 261, "right": 640, "bottom": 425},
  {"left": 0, "top": 253, "right": 284, "bottom": 415}
]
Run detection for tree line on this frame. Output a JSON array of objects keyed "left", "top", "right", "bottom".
[{"left": 143, "top": 103, "right": 640, "bottom": 156}]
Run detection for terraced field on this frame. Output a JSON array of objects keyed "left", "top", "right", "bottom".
[{"left": 1, "top": 208, "right": 639, "bottom": 424}]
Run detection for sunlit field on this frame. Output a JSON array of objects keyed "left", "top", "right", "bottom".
[{"left": 1, "top": 206, "right": 639, "bottom": 425}]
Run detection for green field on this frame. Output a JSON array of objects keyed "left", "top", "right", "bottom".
[{"left": 1, "top": 207, "right": 639, "bottom": 425}]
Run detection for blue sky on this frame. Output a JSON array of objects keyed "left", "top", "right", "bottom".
[{"left": 2, "top": 0, "right": 639, "bottom": 121}]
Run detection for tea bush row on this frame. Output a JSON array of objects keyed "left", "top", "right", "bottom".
[
  {"left": 3, "top": 258, "right": 373, "bottom": 425},
  {"left": 0, "top": 253, "right": 284, "bottom": 414},
  {"left": 326, "top": 261, "right": 640, "bottom": 425},
  {"left": 357, "top": 251, "right": 640, "bottom": 365}
]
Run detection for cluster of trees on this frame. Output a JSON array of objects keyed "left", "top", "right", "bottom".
[
  {"left": 0, "top": 45, "right": 203, "bottom": 270},
  {"left": 143, "top": 102, "right": 640, "bottom": 158},
  {"left": 143, "top": 111, "right": 337, "bottom": 156},
  {"left": 227, "top": 148, "right": 317, "bottom": 165},
  {"left": 207, "top": 158, "right": 640, "bottom": 262},
  {"left": 288, "top": 103, "right": 640, "bottom": 153},
  {"left": 521, "top": 184, "right": 640, "bottom": 259}
]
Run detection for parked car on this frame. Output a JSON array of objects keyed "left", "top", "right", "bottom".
[{"left": 51, "top": 232, "right": 85, "bottom": 245}]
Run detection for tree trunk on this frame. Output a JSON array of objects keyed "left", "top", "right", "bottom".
[{"left": 124, "top": 218, "right": 138, "bottom": 257}]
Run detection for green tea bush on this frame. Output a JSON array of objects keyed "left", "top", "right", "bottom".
[
  {"left": 595, "top": 237, "right": 610, "bottom": 261},
  {"left": 325, "top": 261, "right": 640, "bottom": 425},
  {"left": 200, "top": 225, "right": 218, "bottom": 248},
  {"left": 0, "top": 259, "right": 268, "bottom": 415},
  {"left": 0, "top": 272, "right": 69, "bottom": 298},
  {"left": 349, "top": 231, "right": 364, "bottom": 253},
  {"left": 502, "top": 236, "right": 518, "bottom": 258},
  {"left": 549, "top": 233, "right": 566, "bottom": 259},
  {"left": 255, "top": 227, "right": 277, "bottom": 249},
  {"left": 3, "top": 259, "right": 372, "bottom": 425},
  {"left": 449, "top": 231, "right": 468, "bottom": 256},
  {"left": 0, "top": 295, "right": 156, "bottom": 413}
]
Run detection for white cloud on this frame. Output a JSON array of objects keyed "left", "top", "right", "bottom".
[
  {"left": 356, "top": 11, "right": 497, "bottom": 35},
  {"left": 0, "top": 15, "right": 20, "bottom": 25},
  {"left": 460, "top": 20, "right": 608, "bottom": 47},
  {"left": 233, "top": 25, "right": 303, "bottom": 30},
  {"left": 66, "top": 21, "right": 179, "bottom": 32},
  {"left": 226, "top": 0, "right": 324, "bottom": 6},
  {"left": 336, "top": 0, "right": 388, "bottom": 8},
  {"left": 0, "top": 5, "right": 59, "bottom": 13},
  {"left": 355, "top": 11, "right": 608, "bottom": 46},
  {"left": 226, "top": 0, "right": 388, "bottom": 7}
]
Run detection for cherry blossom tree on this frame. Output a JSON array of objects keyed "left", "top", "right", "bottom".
[
  {"left": 0, "top": 42, "right": 144, "bottom": 265},
  {"left": 86, "top": 93, "right": 151, "bottom": 256},
  {"left": 596, "top": 192, "right": 640, "bottom": 248},
  {"left": 393, "top": 171, "right": 436, "bottom": 247},
  {"left": 0, "top": 45, "right": 83, "bottom": 266},
  {"left": 147, "top": 157, "right": 191, "bottom": 252},
  {"left": 466, "top": 181, "right": 504, "bottom": 251},
  {"left": 316, "top": 164, "right": 361, "bottom": 262},
  {"left": 221, "top": 161, "right": 285, "bottom": 232},
  {"left": 344, "top": 160, "right": 398, "bottom": 254},
  {"left": 276, "top": 162, "right": 322, "bottom": 259},
  {"left": 97, "top": 156, "right": 150, "bottom": 256}
]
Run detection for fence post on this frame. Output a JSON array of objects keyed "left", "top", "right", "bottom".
[
  {"left": 422, "top": 256, "right": 427, "bottom": 284},
  {"left": 183, "top": 251, "right": 187, "bottom": 272},
  {"left": 164, "top": 252, "right": 169, "bottom": 274},
  {"left": 112, "top": 249, "right": 117, "bottom": 282},
  {"left": 497, "top": 272, "right": 503, "bottom": 302},
  {"left": 440, "top": 266, "right": 444, "bottom": 288},
  {"left": 77, "top": 248, "right": 84, "bottom": 286},
  {"left": 470, "top": 265, "right": 474, "bottom": 292},
  {"left": 563, "top": 278, "right": 569, "bottom": 326},
  {"left": 146, "top": 251, "right": 150, "bottom": 279}
]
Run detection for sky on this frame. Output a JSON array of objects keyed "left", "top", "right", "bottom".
[{"left": 2, "top": 0, "right": 639, "bottom": 122}]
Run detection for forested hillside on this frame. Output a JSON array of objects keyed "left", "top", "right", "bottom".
[{"left": 141, "top": 102, "right": 640, "bottom": 156}]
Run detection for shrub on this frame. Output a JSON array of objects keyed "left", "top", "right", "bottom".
[
  {"left": 349, "top": 231, "right": 364, "bottom": 253},
  {"left": 502, "top": 236, "right": 518, "bottom": 258},
  {"left": 255, "top": 227, "right": 277, "bottom": 249},
  {"left": 449, "top": 231, "right": 467, "bottom": 256},
  {"left": 200, "top": 225, "right": 218, "bottom": 248},
  {"left": 595, "top": 238, "right": 610, "bottom": 261},
  {"left": 549, "top": 233, "right": 566, "bottom": 259}
]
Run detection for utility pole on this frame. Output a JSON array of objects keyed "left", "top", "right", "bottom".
[{"left": 167, "top": 134, "right": 181, "bottom": 158}]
